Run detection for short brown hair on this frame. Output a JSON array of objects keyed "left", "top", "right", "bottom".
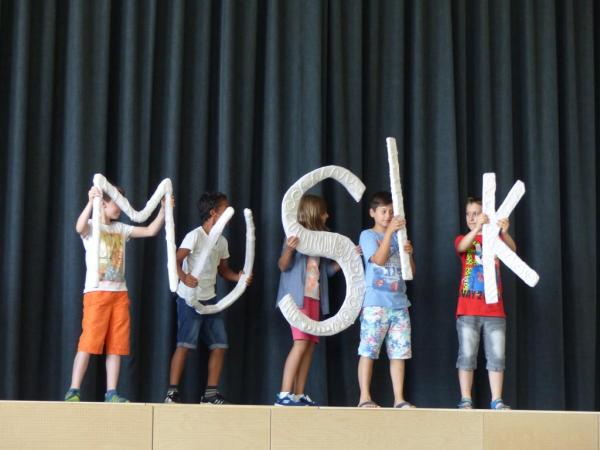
[
  {"left": 465, "top": 196, "right": 482, "bottom": 207},
  {"left": 370, "top": 191, "right": 393, "bottom": 210}
]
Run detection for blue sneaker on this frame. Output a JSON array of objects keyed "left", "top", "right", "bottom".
[
  {"left": 274, "top": 393, "right": 303, "bottom": 406},
  {"left": 490, "top": 398, "right": 511, "bottom": 410},
  {"left": 297, "top": 394, "right": 318, "bottom": 406}
]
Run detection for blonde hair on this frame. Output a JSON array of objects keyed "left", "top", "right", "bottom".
[{"left": 298, "top": 195, "right": 328, "bottom": 231}]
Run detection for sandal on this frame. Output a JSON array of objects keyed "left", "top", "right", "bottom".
[
  {"left": 358, "top": 400, "right": 380, "bottom": 408},
  {"left": 457, "top": 397, "right": 473, "bottom": 409},
  {"left": 394, "top": 401, "right": 415, "bottom": 409},
  {"left": 490, "top": 398, "right": 511, "bottom": 410}
]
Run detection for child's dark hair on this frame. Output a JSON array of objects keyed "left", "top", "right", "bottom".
[
  {"left": 370, "top": 191, "right": 393, "bottom": 210},
  {"left": 103, "top": 185, "right": 125, "bottom": 202},
  {"left": 197, "top": 192, "right": 228, "bottom": 224},
  {"left": 466, "top": 196, "right": 482, "bottom": 207}
]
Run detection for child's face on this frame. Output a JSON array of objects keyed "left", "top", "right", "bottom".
[
  {"left": 103, "top": 199, "right": 122, "bottom": 220},
  {"left": 369, "top": 203, "right": 394, "bottom": 229},
  {"left": 211, "top": 200, "right": 230, "bottom": 222},
  {"left": 465, "top": 202, "right": 482, "bottom": 231},
  {"left": 320, "top": 211, "right": 329, "bottom": 226}
]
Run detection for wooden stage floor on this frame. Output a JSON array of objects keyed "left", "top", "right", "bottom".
[{"left": 0, "top": 401, "right": 597, "bottom": 449}]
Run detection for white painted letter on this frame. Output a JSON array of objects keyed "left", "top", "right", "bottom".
[
  {"left": 90, "top": 174, "right": 178, "bottom": 292},
  {"left": 482, "top": 173, "right": 540, "bottom": 303},
  {"left": 278, "top": 166, "right": 366, "bottom": 336},
  {"left": 386, "top": 137, "right": 413, "bottom": 280}
]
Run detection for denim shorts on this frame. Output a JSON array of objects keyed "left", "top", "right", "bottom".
[
  {"left": 358, "top": 306, "right": 412, "bottom": 360},
  {"left": 456, "top": 315, "right": 505, "bottom": 371},
  {"left": 176, "top": 296, "right": 228, "bottom": 350}
]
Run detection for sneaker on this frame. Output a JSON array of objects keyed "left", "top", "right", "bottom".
[
  {"left": 490, "top": 398, "right": 511, "bottom": 410},
  {"left": 105, "top": 392, "right": 130, "bottom": 403},
  {"left": 164, "top": 390, "right": 181, "bottom": 404},
  {"left": 457, "top": 397, "right": 473, "bottom": 409},
  {"left": 64, "top": 389, "right": 80, "bottom": 402},
  {"left": 274, "top": 393, "right": 303, "bottom": 406},
  {"left": 200, "top": 392, "right": 230, "bottom": 405},
  {"left": 297, "top": 394, "right": 318, "bottom": 406}
]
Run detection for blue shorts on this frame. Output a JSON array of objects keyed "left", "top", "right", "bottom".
[{"left": 176, "top": 296, "right": 228, "bottom": 350}]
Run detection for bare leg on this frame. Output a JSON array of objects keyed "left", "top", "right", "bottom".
[
  {"left": 358, "top": 356, "right": 377, "bottom": 405},
  {"left": 105, "top": 354, "right": 121, "bottom": 391},
  {"left": 458, "top": 369, "right": 474, "bottom": 399},
  {"left": 206, "top": 348, "right": 226, "bottom": 386},
  {"left": 489, "top": 370, "right": 504, "bottom": 400},
  {"left": 169, "top": 346, "right": 189, "bottom": 385},
  {"left": 293, "top": 341, "right": 315, "bottom": 395},
  {"left": 280, "top": 340, "right": 310, "bottom": 393},
  {"left": 390, "top": 359, "right": 406, "bottom": 405},
  {"left": 69, "top": 351, "right": 91, "bottom": 389}
]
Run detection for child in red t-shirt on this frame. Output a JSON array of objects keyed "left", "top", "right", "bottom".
[{"left": 454, "top": 197, "right": 516, "bottom": 410}]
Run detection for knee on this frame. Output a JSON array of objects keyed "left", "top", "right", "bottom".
[
  {"left": 212, "top": 347, "right": 227, "bottom": 355},
  {"left": 293, "top": 340, "right": 312, "bottom": 353},
  {"left": 457, "top": 336, "right": 479, "bottom": 370},
  {"left": 485, "top": 331, "right": 505, "bottom": 370}
]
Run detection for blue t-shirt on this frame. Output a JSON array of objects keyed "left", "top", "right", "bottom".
[{"left": 359, "top": 229, "right": 410, "bottom": 309}]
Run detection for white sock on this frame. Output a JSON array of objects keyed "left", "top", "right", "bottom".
[{"left": 278, "top": 391, "right": 290, "bottom": 399}]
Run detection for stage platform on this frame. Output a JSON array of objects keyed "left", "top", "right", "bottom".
[{"left": 0, "top": 401, "right": 598, "bottom": 449}]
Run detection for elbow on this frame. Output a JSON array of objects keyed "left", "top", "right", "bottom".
[{"left": 370, "top": 257, "right": 384, "bottom": 266}]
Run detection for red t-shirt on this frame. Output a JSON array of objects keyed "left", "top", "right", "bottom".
[{"left": 455, "top": 234, "right": 506, "bottom": 318}]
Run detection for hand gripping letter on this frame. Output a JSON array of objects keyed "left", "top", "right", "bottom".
[
  {"left": 278, "top": 165, "right": 366, "bottom": 336},
  {"left": 482, "top": 173, "right": 540, "bottom": 303},
  {"left": 89, "top": 174, "right": 178, "bottom": 292},
  {"left": 386, "top": 137, "right": 413, "bottom": 280},
  {"left": 191, "top": 209, "right": 255, "bottom": 314}
]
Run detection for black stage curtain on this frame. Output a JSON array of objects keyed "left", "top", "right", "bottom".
[{"left": 0, "top": 0, "right": 597, "bottom": 410}]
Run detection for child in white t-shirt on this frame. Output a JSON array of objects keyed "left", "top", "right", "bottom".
[{"left": 164, "top": 192, "right": 252, "bottom": 404}]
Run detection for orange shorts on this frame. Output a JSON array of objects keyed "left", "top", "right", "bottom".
[{"left": 78, "top": 291, "right": 130, "bottom": 355}]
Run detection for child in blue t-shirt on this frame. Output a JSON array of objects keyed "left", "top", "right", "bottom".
[{"left": 357, "top": 191, "right": 415, "bottom": 408}]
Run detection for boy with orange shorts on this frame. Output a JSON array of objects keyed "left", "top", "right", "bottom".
[{"left": 64, "top": 184, "right": 168, "bottom": 402}]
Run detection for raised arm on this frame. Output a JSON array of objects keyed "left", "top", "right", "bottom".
[
  {"left": 75, "top": 187, "right": 102, "bottom": 237},
  {"left": 456, "top": 213, "right": 488, "bottom": 253},
  {"left": 369, "top": 217, "right": 404, "bottom": 266},
  {"left": 130, "top": 197, "right": 171, "bottom": 238}
]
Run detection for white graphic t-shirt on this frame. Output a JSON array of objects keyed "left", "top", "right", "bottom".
[{"left": 82, "top": 220, "right": 134, "bottom": 293}]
